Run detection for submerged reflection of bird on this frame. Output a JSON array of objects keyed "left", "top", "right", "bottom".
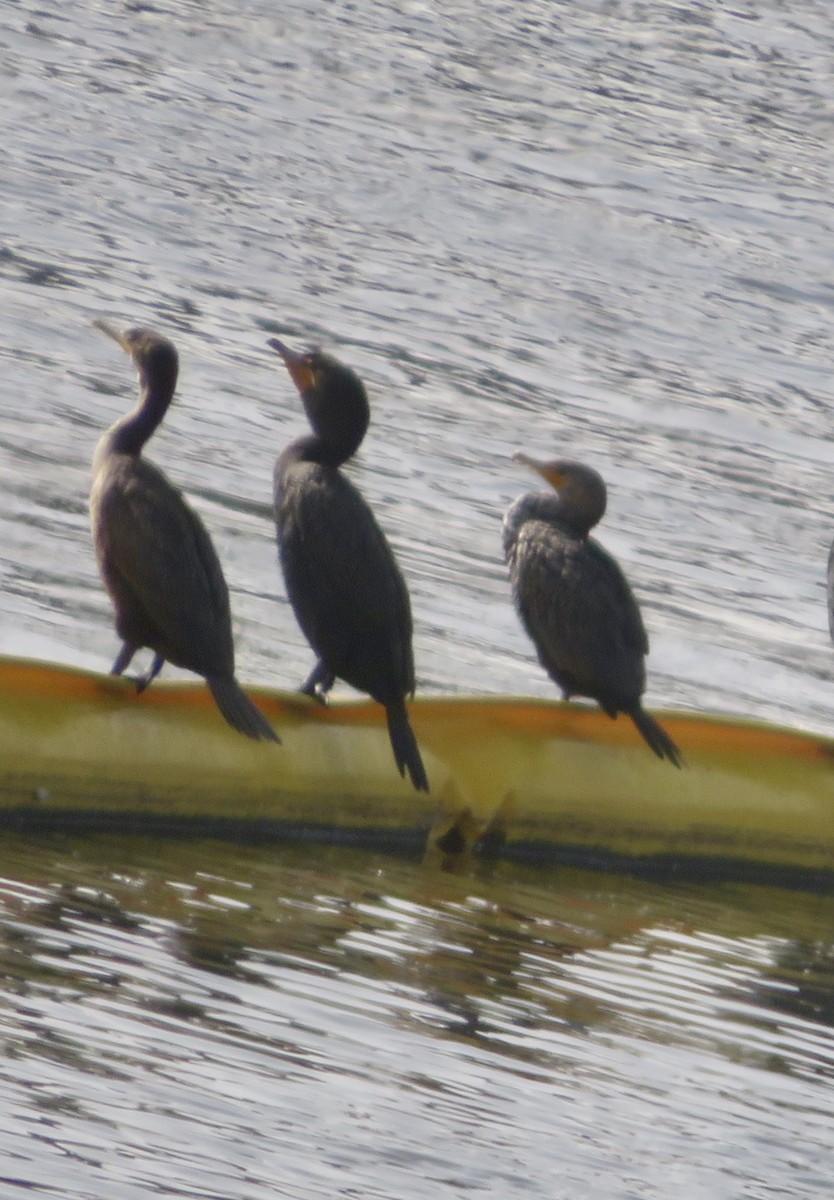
[
  {"left": 90, "top": 322, "right": 279, "bottom": 743},
  {"left": 268, "top": 338, "right": 429, "bottom": 791},
  {"left": 503, "top": 454, "right": 681, "bottom": 767}
]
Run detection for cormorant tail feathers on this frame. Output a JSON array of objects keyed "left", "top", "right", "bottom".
[
  {"left": 208, "top": 676, "right": 281, "bottom": 743},
  {"left": 628, "top": 706, "right": 682, "bottom": 768},
  {"left": 385, "top": 699, "right": 429, "bottom": 792}
]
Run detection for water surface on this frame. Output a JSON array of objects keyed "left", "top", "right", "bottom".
[
  {"left": 2, "top": 835, "right": 834, "bottom": 1199},
  {"left": 2, "top": 0, "right": 834, "bottom": 726},
  {"left": 2, "top": 1, "right": 834, "bottom": 1195}
]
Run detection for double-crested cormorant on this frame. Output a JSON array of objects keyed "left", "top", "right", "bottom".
[
  {"left": 268, "top": 338, "right": 429, "bottom": 791},
  {"left": 90, "top": 321, "right": 279, "bottom": 743},
  {"left": 503, "top": 454, "right": 681, "bottom": 766}
]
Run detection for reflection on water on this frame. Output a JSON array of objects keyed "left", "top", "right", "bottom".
[
  {"left": 4, "top": 0, "right": 834, "bottom": 1195},
  {"left": 1, "top": 834, "right": 834, "bottom": 1197}
]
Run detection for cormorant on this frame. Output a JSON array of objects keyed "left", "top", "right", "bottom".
[
  {"left": 503, "top": 454, "right": 681, "bottom": 766},
  {"left": 268, "top": 338, "right": 428, "bottom": 791},
  {"left": 90, "top": 321, "right": 279, "bottom": 743}
]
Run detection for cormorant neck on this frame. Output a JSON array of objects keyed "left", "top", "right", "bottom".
[
  {"left": 553, "top": 499, "right": 595, "bottom": 539},
  {"left": 108, "top": 374, "right": 175, "bottom": 457},
  {"left": 300, "top": 360, "right": 370, "bottom": 467},
  {"left": 294, "top": 426, "right": 363, "bottom": 469},
  {"left": 522, "top": 490, "right": 596, "bottom": 539}
]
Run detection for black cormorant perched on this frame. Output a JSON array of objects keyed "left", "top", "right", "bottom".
[
  {"left": 268, "top": 338, "right": 428, "bottom": 791},
  {"left": 503, "top": 454, "right": 681, "bottom": 767},
  {"left": 90, "top": 321, "right": 279, "bottom": 743}
]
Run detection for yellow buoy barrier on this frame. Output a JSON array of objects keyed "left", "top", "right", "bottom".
[{"left": 1, "top": 655, "right": 833, "bottom": 883}]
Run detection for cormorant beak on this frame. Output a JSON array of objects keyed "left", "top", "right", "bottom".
[
  {"left": 268, "top": 338, "right": 315, "bottom": 395},
  {"left": 513, "top": 452, "right": 565, "bottom": 489},
  {"left": 93, "top": 319, "right": 129, "bottom": 353}
]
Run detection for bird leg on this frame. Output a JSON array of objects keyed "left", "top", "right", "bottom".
[
  {"left": 135, "top": 653, "right": 165, "bottom": 694},
  {"left": 299, "top": 660, "right": 335, "bottom": 705},
  {"left": 111, "top": 642, "right": 137, "bottom": 676}
]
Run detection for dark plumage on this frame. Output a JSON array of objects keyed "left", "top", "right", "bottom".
[
  {"left": 268, "top": 338, "right": 428, "bottom": 791},
  {"left": 503, "top": 454, "right": 681, "bottom": 767},
  {"left": 90, "top": 321, "right": 279, "bottom": 742}
]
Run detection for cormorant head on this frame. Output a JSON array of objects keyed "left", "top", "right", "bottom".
[
  {"left": 268, "top": 339, "right": 370, "bottom": 461},
  {"left": 513, "top": 454, "right": 607, "bottom": 530},
  {"left": 94, "top": 321, "right": 179, "bottom": 397}
]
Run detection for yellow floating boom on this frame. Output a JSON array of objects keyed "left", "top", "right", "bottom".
[{"left": 1, "top": 655, "right": 833, "bottom": 885}]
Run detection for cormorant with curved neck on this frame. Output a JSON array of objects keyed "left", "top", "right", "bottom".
[
  {"left": 268, "top": 338, "right": 429, "bottom": 791},
  {"left": 90, "top": 321, "right": 280, "bottom": 743},
  {"left": 503, "top": 454, "right": 681, "bottom": 766}
]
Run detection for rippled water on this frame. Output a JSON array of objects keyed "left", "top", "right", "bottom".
[
  {"left": 3, "top": 0, "right": 834, "bottom": 1195},
  {"left": 3, "top": 0, "right": 834, "bottom": 725},
  {"left": 2, "top": 835, "right": 834, "bottom": 1199}
]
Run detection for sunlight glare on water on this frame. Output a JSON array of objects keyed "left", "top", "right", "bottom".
[
  {"left": 2, "top": 0, "right": 834, "bottom": 1196},
  {"left": 2, "top": 0, "right": 834, "bottom": 726},
  {"left": 1, "top": 837, "right": 834, "bottom": 1199}
]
